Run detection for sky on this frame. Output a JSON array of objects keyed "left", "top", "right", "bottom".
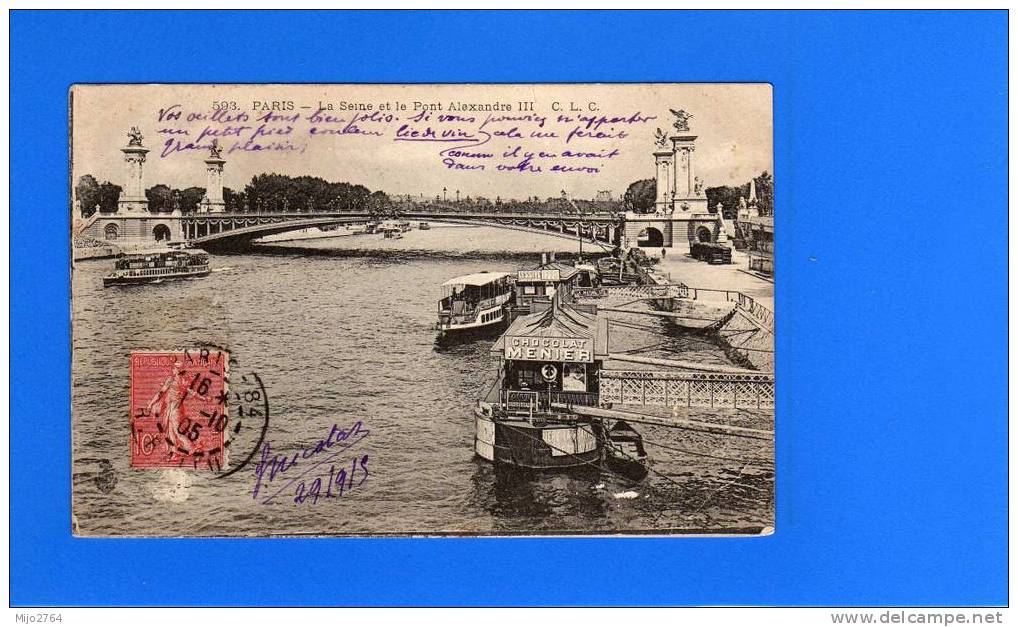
[{"left": 71, "top": 84, "right": 772, "bottom": 202}]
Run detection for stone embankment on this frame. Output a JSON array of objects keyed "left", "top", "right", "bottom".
[{"left": 640, "top": 260, "right": 774, "bottom": 372}]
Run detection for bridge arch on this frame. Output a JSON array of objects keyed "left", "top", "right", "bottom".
[
  {"left": 186, "top": 211, "right": 622, "bottom": 252},
  {"left": 636, "top": 227, "right": 664, "bottom": 248},
  {"left": 104, "top": 223, "right": 119, "bottom": 241},
  {"left": 153, "top": 224, "right": 172, "bottom": 241},
  {"left": 696, "top": 226, "right": 713, "bottom": 243}
]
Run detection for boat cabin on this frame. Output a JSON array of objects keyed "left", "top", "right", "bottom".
[
  {"left": 113, "top": 250, "right": 208, "bottom": 271},
  {"left": 514, "top": 255, "right": 584, "bottom": 313}
]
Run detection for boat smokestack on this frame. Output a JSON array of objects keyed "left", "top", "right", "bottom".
[
  {"left": 541, "top": 253, "right": 549, "bottom": 265},
  {"left": 550, "top": 252, "right": 556, "bottom": 262}
]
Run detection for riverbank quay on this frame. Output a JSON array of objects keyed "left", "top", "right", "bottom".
[
  {"left": 630, "top": 248, "right": 774, "bottom": 372},
  {"left": 72, "top": 246, "right": 117, "bottom": 261},
  {"left": 650, "top": 248, "right": 773, "bottom": 313}
]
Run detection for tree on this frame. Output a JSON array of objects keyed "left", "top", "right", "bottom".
[
  {"left": 366, "top": 190, "right": 391, "bottom": 218},
  {"left": 145, "top": 184, "right": 174, "bottom": 213},
  {"left": 623, "top": 178, "right": 656, "bottom": 213},
  {"left": 702, "top": 171, "right": 774, "bottom": 220},
  {"left": 242, "top": 174, "right": 377, "bottom": 214},
  {"left": 705, "top": 185, "right": 744, "bottom": 220},
  {"left": 97, "top": 182, "right": 122, "bottom": 213},
  {"left": 224, "top": 187, "right": 246, "bottom": 212},
  {"left": 177, "top": 187, "right": 205, "bottom": 214},
  {"left": 753, "top": 171, "right": 774, "bottom": 216},
  {"left": 75, "top": 175, "right": 101, "bottom": 218}
]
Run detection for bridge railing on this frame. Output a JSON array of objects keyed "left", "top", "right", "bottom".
[
  {"left": 726, "top": 292, "right": 774, "bottom": 331},
  {"left": 572, "top": 281, "right": 774, "bottom": 333},
  {"left": 573, "top": 284, "right": 690, "bottom": 301},
  {"left": 189, "top": 207, "right": 620, "bottom": 219},
  {"left": 672, "top": 286, "right": 774, "bottom": 332},
  {"left": 599, "top": 370, "right": 774, "bottom": 410}
]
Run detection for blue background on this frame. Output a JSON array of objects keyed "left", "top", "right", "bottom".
[{"left": 10, "top": 10, "right": 1008, "bottom": 606}]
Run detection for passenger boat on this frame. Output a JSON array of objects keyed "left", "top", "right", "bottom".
[
  {"left": 379, "top": 220, "right": 410, "bottom": 239},
  {"left": 419, "top": 222, "right": 431, "bottom": 230},
  {"left": 436, "top": 271, "right": 515, "bottom": 338},
  {"left": 103, "top": 249, "right": 210, "bottom": 287}
]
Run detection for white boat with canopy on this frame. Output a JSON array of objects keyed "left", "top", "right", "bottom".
[{"left": 437, "top": 271, "right": 515, "bottom": 337}]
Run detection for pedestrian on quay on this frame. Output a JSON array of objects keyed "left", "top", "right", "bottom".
[{"left": 661, "top": 248, "right": 667, "bottom": 259}]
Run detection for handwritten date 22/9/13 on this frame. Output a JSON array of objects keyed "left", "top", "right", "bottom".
[
  {"left": 252, "top": 420, "right": 371, "bottom": 506},
  {"left": 294, "top": 454, "right": 370, "bottom": 506}
]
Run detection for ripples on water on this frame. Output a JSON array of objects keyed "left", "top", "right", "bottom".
[{"left": 71, "top": 228, "right": 774, "bottom": 536}]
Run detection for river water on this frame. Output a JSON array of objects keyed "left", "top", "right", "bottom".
[{"left": 71, "top": 225, "right": 773, "bottom": 536}]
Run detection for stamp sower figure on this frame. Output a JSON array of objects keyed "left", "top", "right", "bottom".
[{"left": 145, "top": 362, "right": 193, "bottom": 455}]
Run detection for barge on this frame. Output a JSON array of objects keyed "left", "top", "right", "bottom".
[{"left": 475, "top": 300, "right": 618, "bottom": 470}]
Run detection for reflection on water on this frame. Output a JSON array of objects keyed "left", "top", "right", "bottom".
[{"left": 72, "top": 228, "right": 773, "bottom": 535}]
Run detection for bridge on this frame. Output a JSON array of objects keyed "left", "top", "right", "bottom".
[
  {"left": 181, "top": 210, "right": 625, "bottom": 252},
  {"left": 79, "top": 203, "right": 727, "bottom": 253}
]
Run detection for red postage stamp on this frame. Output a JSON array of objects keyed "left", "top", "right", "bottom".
[{"left": 129, "top": 349, "right": 229, "bottom": 470}]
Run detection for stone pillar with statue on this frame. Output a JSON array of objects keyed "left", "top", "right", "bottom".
[
  {"left": 198, "top": 140, "right": 227, "bottom": 214},
  {"left": 652, "top": 128, "right": 674, "bottom": 213},
  {"left": 667, "top": 109, "right": 709, "bottom": 216},
  {"left": 117, "top": 127, "right": 150, "bottom": 214},
  {"left": 748, "top": 178, "right": 760, "bottom": 215},
  {"left": 715, "top": 202, "right": 730, "bottom": 244},
  {"left": 630, "top": 108, "right": 721, "bottom": 249}
]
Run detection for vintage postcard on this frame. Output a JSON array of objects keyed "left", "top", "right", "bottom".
[{"left": 70, "top": 83, "right": 774, "bottom": 536}]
